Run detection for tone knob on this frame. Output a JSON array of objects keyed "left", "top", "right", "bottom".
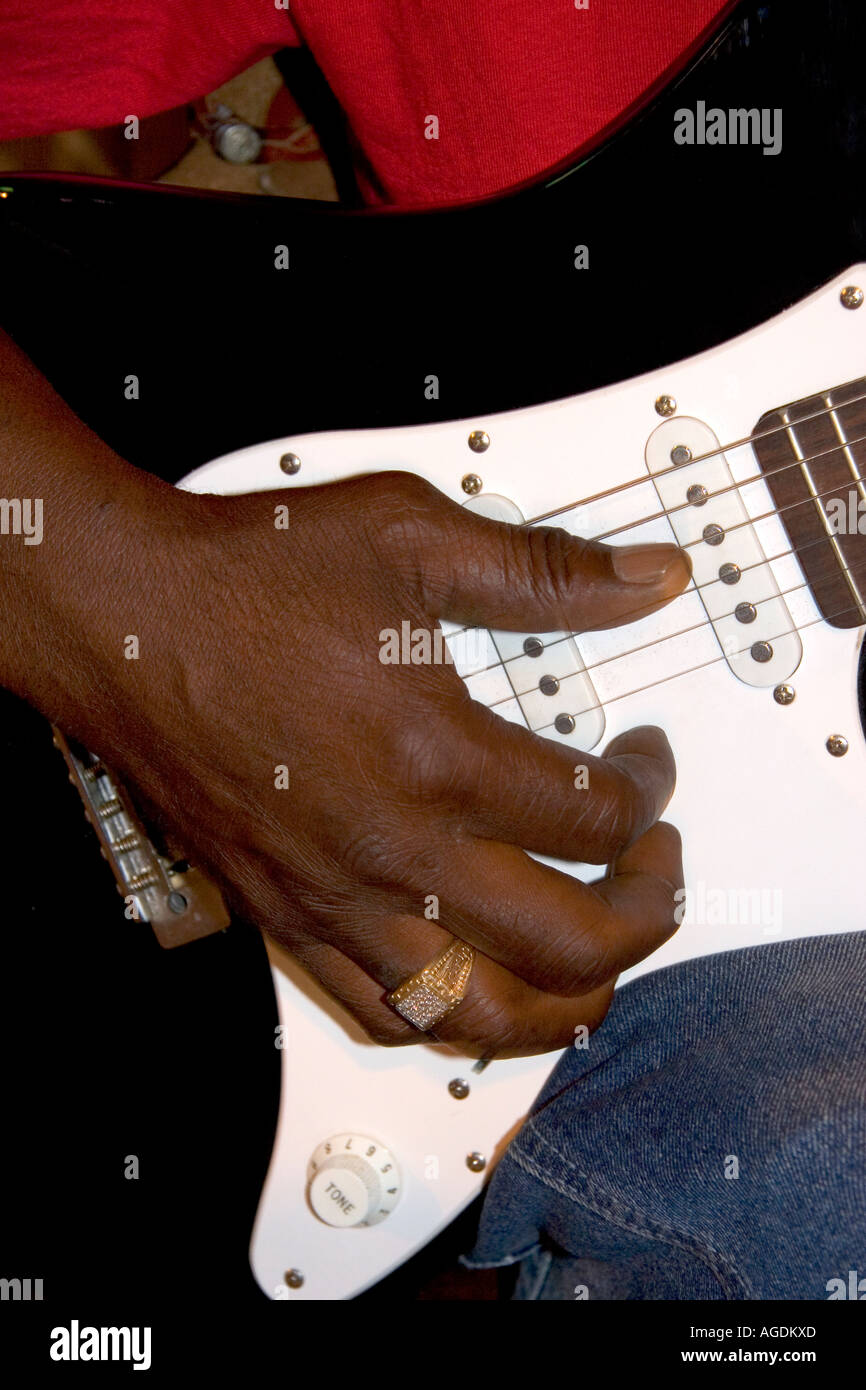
[{"left": 307, "top": 1134, "right": 401, "bottom": 1228}]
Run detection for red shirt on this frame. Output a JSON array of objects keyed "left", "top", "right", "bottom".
[{"left": 0, "top": 1, "right": 730, "bottom": 205}]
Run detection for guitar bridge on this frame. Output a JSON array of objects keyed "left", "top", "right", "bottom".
[{"left": 52, "top": 726, "right": 230, "bottom": 948}]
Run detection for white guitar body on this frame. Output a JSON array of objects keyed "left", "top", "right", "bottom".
[{"left": 181, "top": 268, "right": 866, "bottom": 1299}]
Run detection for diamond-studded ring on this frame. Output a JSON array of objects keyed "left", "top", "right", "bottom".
[{"left": 387, "top": 939, "right": 476, "bottom": 1031}]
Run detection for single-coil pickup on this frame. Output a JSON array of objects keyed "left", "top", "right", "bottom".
[
  {"left": 645, "top": 417, "right": 801, "bottom": 687},
  {"left": 459, "top": 493, "right": 605, "bottom": 750}
]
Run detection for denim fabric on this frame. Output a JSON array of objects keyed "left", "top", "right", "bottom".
[{"left": 465, "top": 934, "right": 866, "bottom": 1299}]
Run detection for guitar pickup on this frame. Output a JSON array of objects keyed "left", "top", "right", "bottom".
[
  {"left": 457, "top": 493, "right": 605, "bottom": 751},
  {"left": 645, "top": 417, "right": 802, "bottom": 686}
]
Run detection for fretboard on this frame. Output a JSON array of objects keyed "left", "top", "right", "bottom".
[{"left": 752, "top": 377, "right": 866, "bottom": 628}]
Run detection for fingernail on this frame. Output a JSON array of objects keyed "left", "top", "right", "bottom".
[{"left": 611, "top": 543, "right": 692, "bottom": 585}]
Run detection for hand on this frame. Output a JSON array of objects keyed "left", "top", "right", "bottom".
[{"left": 50, "top": 469, "right": 690, "bottom": 1056}]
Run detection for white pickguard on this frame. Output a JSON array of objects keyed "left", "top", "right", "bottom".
[{"left": 180, "top": 268, "right": 866, "bottom": 1300}]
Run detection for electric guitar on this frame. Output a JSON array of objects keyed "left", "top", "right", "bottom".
[{"left": 2, "top": 0, "right": 864, "bottom": 1300}]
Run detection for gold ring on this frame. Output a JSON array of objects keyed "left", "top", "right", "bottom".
[{"left": 387, "top": 939, "right": 476, "bottom": 1031}]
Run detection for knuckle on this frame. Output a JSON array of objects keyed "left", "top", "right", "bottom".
[
  {"left": 575, "top": 770, "right": 639, "bottom": 862},
  {"left": 339, "top": 828, "right": 410, "bottom": 887},
  {"left": 437, "top": 990, "right": 526, "bottom": 1055},
  {"left": 526, "top": 526, "right": 591, "bottom": 609},
  {"left": 361, "top": 1015, "right": 420, "bottom": 1047},
  {"left": 362, "top": 472, "right": 443, "bottom": 557},
  {"left": 365, "top": 469, "right": 439, "bottom": 506},
  {"left": 526, "top": 929, "right": 613, "bottom": 996},
  {"left": 382, "top": 711, "right": 467, "bottom": 806}
]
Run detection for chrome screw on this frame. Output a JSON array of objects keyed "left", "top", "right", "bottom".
[
  {"left": 655, "top": 395, "right": 677, "bottom": 417},
  {"left": 773, "top": 684, "right": 795, "bottom": 705},
  {"left": 448, "top": 1079, "right": 470, "bottom": 1100},
  {"left": 840, "top": 286, "right": 864, "bottom": 310},
  {"left": 284, "top": 1269, "right": 304, "bottom": 1289},
  {"left": 468, "top": 430, "right": 490, "bottom": 453},
  {"left": 466, "top": 1152, "right": 487, "bottom": 1173},
  {"left": 462, "top": 473, "right": 483, "bottom": 495},
  {"left": 279, "top": 453, "right": 301, "bottom": 475},
  {"left": 827, "top": 734, "right": 849, "bottom": 756}
]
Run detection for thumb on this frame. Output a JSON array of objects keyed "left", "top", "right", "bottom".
[{"left": 420, "top": 497, "right": 692, "bottom": 633}]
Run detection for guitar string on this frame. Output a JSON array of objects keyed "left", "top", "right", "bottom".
[
  {"left": 591, "top": 428, "right": 866, "bottom": 544},
  {"left": 415, "top": 389, "right": 866, "bottom": 711},
  {"left": 524, "top": 388, "right": 866, "bottom": 526},
  {"left": 443, "top": 465, "right": 866, "bottom": 670},
  {"left": 467, "top": 556, "right": 861, "bottom": 711},
  {"left": 442, "top": 417, "right": 866, "bottom": 650},
  {"left": 482, "top": 593, "right": 862, "bottom": 730}
]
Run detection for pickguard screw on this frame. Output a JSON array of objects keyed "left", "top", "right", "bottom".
[
  {"left": 840, "top": 286, "right": 864, "bottom": 310},
  {"left": 827, "top": 734, "right": 849, "bottom": 756},
  {"left": 448, "top": 1078, "right": 470, "bottom": 1099},
  {"left": 462, "top": 473, "right": 483, "bottom": 495},
  {"left": 466, "top": 1152, "right": 487, "bottom": 1173},
  {"left": 655, "top": 394, "right": 677, "bottom": 417},
  {"left": 284, "top": 1269, "right": 304, "bottom": 1289},
  {"left": 773, "top": 684, "right": 795, "bottom": 705},
  {"left": 468, "top": 430, "right": 490, "bottom": 453},
  {"left": 279, "top": 453, "right": 301, "bottom": 475}
]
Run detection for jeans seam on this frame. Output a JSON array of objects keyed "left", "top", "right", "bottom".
[
  {"left": 512, "top": 1125, "right": 754, "bottom": 1300},
  {"left": 521, "top": 1247, "right": 554, "bottom": 1300}
]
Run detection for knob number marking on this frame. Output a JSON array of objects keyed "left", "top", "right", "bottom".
[{"left": 307, "top": 1133, "right": 402, "bottom": 1228}]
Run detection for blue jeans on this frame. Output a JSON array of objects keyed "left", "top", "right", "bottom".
[{"left": 465, "top": 933, "right": 866, "bottom": 1299}]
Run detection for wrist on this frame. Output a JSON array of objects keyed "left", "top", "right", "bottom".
[{"left": 1, "top": 462, "right": 199, "bottom": 741}]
